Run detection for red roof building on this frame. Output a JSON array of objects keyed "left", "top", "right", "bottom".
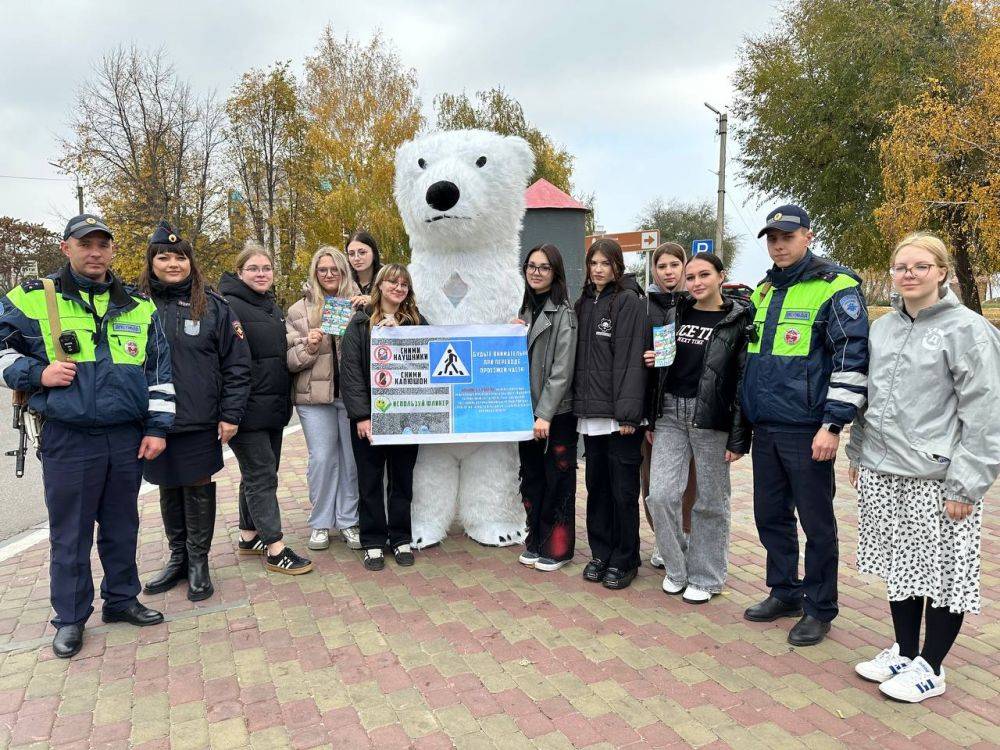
[{"left": 524, "top": 179, "right": 588, "bottom": 211}]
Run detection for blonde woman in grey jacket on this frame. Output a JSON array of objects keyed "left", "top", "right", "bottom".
[
  {"left": 286, "top": 247, "right": 361, "bottom": 552},
  {"left": 514, "top": 244, "right": 578, "bottom": 572},
  {"left": 846, "top": 232, "right": 1000, "bottom": 703}
]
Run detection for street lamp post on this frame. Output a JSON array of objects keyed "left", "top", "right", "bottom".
[
  {"left": 48, "top": 161, "right": 84, "bottom": 215},
  {"left": 704, "top": 102, "right": 728, "bottom": 265}
]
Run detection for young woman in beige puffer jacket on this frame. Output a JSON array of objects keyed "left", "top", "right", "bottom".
[{"left": 286, "top": 247, "right": 361, "bottom": 552}]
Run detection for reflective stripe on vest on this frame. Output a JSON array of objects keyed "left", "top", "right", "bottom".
[
  {"left": 747, "top": 275, "right": 858, "bottom": 357},
  {"left": 5, "top": 285, "right": 155, "bottom": 366}
]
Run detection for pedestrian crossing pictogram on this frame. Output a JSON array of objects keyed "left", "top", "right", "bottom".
[{"left": 428, "top": 339, "right": 473, "bottom": 384}]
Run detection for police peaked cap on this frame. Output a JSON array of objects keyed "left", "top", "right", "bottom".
[{"left": 150, "top": 220, "right": 182, "bottom": 245}]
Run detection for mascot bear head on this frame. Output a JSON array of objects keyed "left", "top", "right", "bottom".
[{"left": 394, "top": 129, "right": 535, "bottom": 253}]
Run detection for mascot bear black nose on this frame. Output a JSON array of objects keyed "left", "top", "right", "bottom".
[{"left": 426, "top": 181, "right": 460, "bottom": 212}]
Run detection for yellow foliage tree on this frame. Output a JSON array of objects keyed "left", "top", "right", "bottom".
[
  {"left": 302, "top": 29, "right": 423, "bottom": 264},
  {"left": 876, "top": 0, "right": 1000, "bottom": 311}
]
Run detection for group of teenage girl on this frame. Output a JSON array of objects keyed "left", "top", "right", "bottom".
[{"left": 141, "top": 220, "right": 997, "bottom": 704}]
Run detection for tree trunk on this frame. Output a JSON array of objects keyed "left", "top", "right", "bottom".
[{"left": 951, "top": 232, "right": 982, "bottom": 314}]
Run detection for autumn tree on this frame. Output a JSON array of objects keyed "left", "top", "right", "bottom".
[
  {"left": 635, "top": 198, "right": 740, "bottom": 267},
  {"left": 876, "top": 0, "right": 999, "bottom": 312},
  {"left": 302, "top": 29, "right": 423, "bottom": 267},
  {"left": 59, "top": 46, "right": 228, "bottom": 281},
  {"left": 435, "top": 87, "right": 575, "bottom": 193},
  {"left": 225, "top": 61, "right": 314, "bottom": 301},
  {"left": 732, "top": 0, "right": 958, "bottom": 272},
  {"left": 0, "top": 218, "right": 62, "bottom": 292}
]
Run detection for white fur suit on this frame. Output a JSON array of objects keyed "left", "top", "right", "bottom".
[{"left": 393, "top": 129, "right": 535, "bottom": 548}]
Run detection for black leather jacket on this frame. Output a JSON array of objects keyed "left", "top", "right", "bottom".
[{"left": 649, "top": 294, "right": 753, "bottom": 454}]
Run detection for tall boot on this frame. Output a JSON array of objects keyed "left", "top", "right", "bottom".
[
  {"left": 144, "top": 487, "right": 187, "bottom": 594},
  {"left": 184, "top": 482, "right": 217, "bottom": 601}
]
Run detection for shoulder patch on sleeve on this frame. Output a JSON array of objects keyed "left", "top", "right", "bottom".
[
  {"left": 232, "top": 320, "right": 245, "bottom": 339},
  {"left": 839, "top": 292, "right": 862, "bottom": 320}
]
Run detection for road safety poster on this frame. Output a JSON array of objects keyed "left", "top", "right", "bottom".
[{"left": 369, "top": 324, "right": 534, "bottom": 445}]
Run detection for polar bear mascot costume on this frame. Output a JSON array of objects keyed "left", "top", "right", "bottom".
[{"left": 393, "top": 129, "right": 535, "bottom": 548}]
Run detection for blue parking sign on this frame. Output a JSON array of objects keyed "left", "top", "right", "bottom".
[{"left": 692, "top": 239, "right": 715, "bottom": 253}]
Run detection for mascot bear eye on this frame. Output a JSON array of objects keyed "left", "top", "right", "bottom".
[
  {"left": 476, "top": 156, "right": 487, "bottom": 168},
  {"left": 418, "top": 158, "right": 426, "bottom": 169}
]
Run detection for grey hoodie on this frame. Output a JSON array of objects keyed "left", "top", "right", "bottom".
[{"left": 846, "top": 287, "right": 1000, "bottom": 504}]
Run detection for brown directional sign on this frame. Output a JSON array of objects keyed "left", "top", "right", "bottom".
[{"left": 585, "top": 230, "right": 660, "bottom": 254}]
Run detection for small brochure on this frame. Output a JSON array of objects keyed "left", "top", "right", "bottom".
[
  {"left": 652, "top": 323, "right": 675, "bottom": 367},
  {"left": 320, "top": 297, "right": 354, "bottom": 336}
]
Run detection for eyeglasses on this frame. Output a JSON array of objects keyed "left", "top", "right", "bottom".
[
  {"left": 317, "top": 268, "right": 341, "bottom": 276},
  {"left": 889, "top": 263, "right": 938, "bottom": 278},
  {"left": 243, "top": 265, "right": 273, "bottom": 274},
  {"left": 526, "top": 263, "right": 552, "bottom": 275},
  {"left": 384, "top": 280, "right": 409, "bottom": 290},
  {"left": 347, "top": 249, "right": 370, "bottom": 258}
]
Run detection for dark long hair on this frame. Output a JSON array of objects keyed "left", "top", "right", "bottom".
[
  {"left": 521, "top": 243, "right": 568, "bottom": 311},
  {"left": 688, "top": 251, "right": 725, "bottom": 272},
  {"left": 346, "top": 230, "right": 382, "bottom": 289},
  {"left": 138, "top": 239, "right": 208, "bottom": 321},
  {"left": 576, "top": 238, "right": 626, "bottom": 313}
]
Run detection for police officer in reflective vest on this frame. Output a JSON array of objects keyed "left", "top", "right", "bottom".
[
  {"left": 740, "top": 205, "right": 869, "bottom": 646},
  {"left": 0, "top": 214, "right": 175, "bottom": 658}
]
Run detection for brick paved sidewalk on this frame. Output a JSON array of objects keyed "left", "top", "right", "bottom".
[{"left": 0, "top": 429, "right": 996, "bottom": 749}]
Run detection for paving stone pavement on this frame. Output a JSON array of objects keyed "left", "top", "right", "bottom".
[{"left": 0, "top": 429, "right": 996, "bottom": 749}]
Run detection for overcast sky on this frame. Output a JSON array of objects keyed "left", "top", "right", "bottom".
[{"left": 1, "top": 1, "right": 783, "bottom": 283}]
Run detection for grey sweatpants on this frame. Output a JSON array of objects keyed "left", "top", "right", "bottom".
[
  {"left": 297, "top": 400, "right": 359, "bottom": 531},
  {"left": 647, "top": 394, "right": 732, "bottom": 593}
]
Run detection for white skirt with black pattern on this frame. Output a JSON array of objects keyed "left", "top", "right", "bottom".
[{"left": 856, "top": 467, "right": 982, "bottom": 614}]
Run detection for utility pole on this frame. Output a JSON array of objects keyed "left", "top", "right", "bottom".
[
  {"left": 704, "top": 103, "right": 728, "bottom": 265},
  {"left": 49, "top": 161, "right": 84, "bottom": 214}
]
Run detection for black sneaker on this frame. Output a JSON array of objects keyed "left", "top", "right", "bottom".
[
  {"left": 238, "top": 535, "right": 266, "bottom": 555},
  {"left": 264, "top": 546, "right": 313, "bottom": 575},
  {"left": 393, "top": 544, "right": 415, "bottom": 566},
  {"left": 582, "top": 558, "right": 607, "bottom": 582},
  {"left": 363, "top": 549, "right": 385, "bottom": 571}
]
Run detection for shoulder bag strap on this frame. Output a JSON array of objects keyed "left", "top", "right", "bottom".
[{"left": 40, "top": 278, "right": 69, "bottom": 362}]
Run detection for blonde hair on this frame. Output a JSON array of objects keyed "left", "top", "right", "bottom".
[
  {"left": 370, "top": 264, "right": 421, "bottom": 327},
  {"left": 306, "top": 246, "right": 358, "bottom": 327},
  {"left": 235, "top": 240, "right": 275, "bottom": 273},
  {"left": 892, "top": 232, "right": 951, "bottom": 284}
]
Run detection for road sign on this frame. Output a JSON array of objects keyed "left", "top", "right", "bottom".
[
  {"left": 585, "top": 230, "right": 660, "bottom": 254},
  {"left": 692, "top": 239, "right": 715, "bottom": 254}
]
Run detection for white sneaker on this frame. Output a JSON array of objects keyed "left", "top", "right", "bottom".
[
  {"left": 650, "top": 545, "right": 665, "bottom": 569},
  {"left": 879, "top": 656, "right": 946, "bottom": 702},
  {"left": 682, "top": 585, "right": 713, "bottom": 604},
  {"left": 518, "top": 551, "right": 540, "bottom": 567},
  {"left": 308, "top": 528, "right": 330, "bottom": 550},
  {"left": 662, "top": 575, "right": 684, "bottom": 595},
  {"left": 341, "top": 526, "right": 362, "bottom": 550},
  {"left": 855, "top": 643, "right": 912, "bottom": 683},
  {"left": 534, "top": 557, "right": 569, "bottom": 572}
]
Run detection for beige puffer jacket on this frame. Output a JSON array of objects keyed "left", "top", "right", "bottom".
[{"left": 286, "top": 297, "right": 339, "bottom": 405}]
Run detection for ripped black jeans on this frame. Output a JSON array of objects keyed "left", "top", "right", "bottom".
[{"left": 518, "top": 412, "right": 578, "bottom": 562}]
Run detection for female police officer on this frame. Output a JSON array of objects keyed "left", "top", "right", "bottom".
[{"left": 139, "top": 222, "right": 251, "bottom": 601}]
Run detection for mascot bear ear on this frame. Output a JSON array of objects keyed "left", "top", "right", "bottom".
[{"left": 503, "top": 135, "right": 536, "bottom": 188}]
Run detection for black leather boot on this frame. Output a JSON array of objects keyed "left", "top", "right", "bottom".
[
  {"left": 184, "top": 482, "right": 217, "bottom": 601},
  {"left": 144, "top": 487, "right": 187, "bottom": 594}
]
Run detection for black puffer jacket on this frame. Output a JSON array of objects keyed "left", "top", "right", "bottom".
[
  {"left": 573, "top": 283, "right": 647, "bottom": 427},
  {"left": 149, "top": 277, "right": 251, "bottom": 432},
  {"left": 644, "top": 288, "right": 683, "bottom": 421},
  {"left": 340, "top": 308, "right": 429, "bottom": 422},
  {"left": 649, "top": 294, "right": 753, "bottom": 453},
  {"left": 219, "top": 272, "right": 292, "bottom": 431}
]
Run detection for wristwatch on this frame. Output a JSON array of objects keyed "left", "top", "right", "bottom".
[{"left": 822, "top": 423, "right": 842, "bottom": 435}]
